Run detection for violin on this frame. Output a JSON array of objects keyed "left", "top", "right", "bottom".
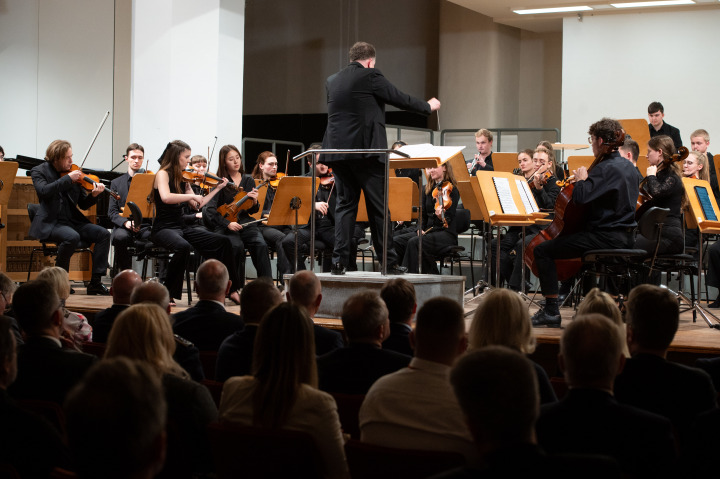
[
  {"left": 319, "top": 169, "right": 335, "bottom": 188},
  {"left": 182, "top": 167, "right": 240, "bottom": 193},
  {"left": 429, "top": 181, "right": 453, "bottom": 231},
  {"left": 62, "top": 164, "right": 121, "bottom": 200},
  {"left": 635, "top": 146, "right": 689, "bottom": 219},
  {"left": 217, "top": 180, "right": 270, "bottom": 220},
  {"left": 268, "top": 172, "right": 285, "bottom": 189},
  {"left": 530, "top": 169, "right": 553, "bottom": 189}
]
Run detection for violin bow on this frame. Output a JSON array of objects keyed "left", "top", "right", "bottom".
[
  {"left": 285, "top": 149, "right": 290, "bottom": 176},
  {"left": 79, "top": 111, "right": 110, "bottom": 170}
]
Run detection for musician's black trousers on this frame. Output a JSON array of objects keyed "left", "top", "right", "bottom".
[
  {"left": 534, "top": 229, "right": 634, "bottom": 296},
  {"left": 111, "top": 225, "right": 151, "bottom": 271},
  {"left": 50, "top": 223, "right": 110, "bottom": 276}
]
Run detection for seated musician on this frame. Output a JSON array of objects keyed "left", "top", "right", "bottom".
[
  {"left": 618, "top": 137, "right": 643, "bottom": 185},
  {"left": 251, "top": 151, "right": 292, "bottom": 276},
  {"left": 507, "top": 147, "right": 560, "bottom": 291},
  {"left": 182, "top": 155, "right": 209, "bottom": 227},
  {"left": 203, "top": 145, "right": 272, "bottom": 285},
  {"left": 109, "top": 143, "right": 152, "bottom": 271},
  {"left": 468, "top": 129, "right": 495, "bottom": 175},
  {"left": 690, "top": 129, "right": 719, "bottom": 199},
  {"left": 395, "top": 161, "right": 459, "bottom": 274},
  {"left": 683, "top": 151, "right": 710, "bottom": 255},
  {"left": 537, "top": 140, "right": 565, "bottom": 180},
  {"left": 30, "top": 140, "right": 111, "bottom": 295},
  {"left": 531, "top": 118, "right": 639, "bottom": 327}
]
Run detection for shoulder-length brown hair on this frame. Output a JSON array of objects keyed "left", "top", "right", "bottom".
[
  {"left": 251, "top": 151, "right": 277, "bottom": 179},
  {"left": 158, "top": 140, "right": 191, "bottom": 193},
  {"left": 216, "top": 144, "right": 243, "bottom": 179},
  {"left": 424, "top": 161, "right": 456, "bottom": 195},
  {"left": 648, "top": 136, "right": 682, "bottom": 177}
]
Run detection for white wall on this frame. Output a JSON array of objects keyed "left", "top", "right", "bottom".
[{"left": 562, "top": 10, "right": 720, "bottom": 147}]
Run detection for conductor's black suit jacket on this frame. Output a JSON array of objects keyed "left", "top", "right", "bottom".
[
  {"left": 322, "top": 62, "right": 430, "bottom": 163},
  {"left": 29, "top": 161, "right": 98, "bottom": 241}
]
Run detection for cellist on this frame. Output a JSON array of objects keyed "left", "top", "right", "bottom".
[{"left": 531, "top": 118, "right": 639, "bottom": 327}]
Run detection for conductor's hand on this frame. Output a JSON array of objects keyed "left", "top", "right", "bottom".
[
  {"left": 315, "top": 201, "right": 329, "bottom": 215},
  {"left": 228, "top": 222, "right": 243, "bottom": 232},
  {"left": 427, "top": 98, "right": 441, "bottom": 111},
  {"left": 91, "top": 182, "right": 105, "bottom": 197},
  {"left": 574, "top": 166, "right": 589, "bottom": 182}
]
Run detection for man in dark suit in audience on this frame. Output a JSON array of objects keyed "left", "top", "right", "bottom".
[
  {"left": 92, "top": 269, "right": 143, "bottom": 342},
  {"left": 215, "top": 278, "right": 283, "bottom": 382},
  {"left": 0, "top": 315, "right": 70, "bottom": 477},
  {"left": 8, "top": 280, "right": 97, "bottom": 404},
  {"left": 171, "top": 259, "right": 244, "bottom": 351},
  {"left": 287, "top": 270, "right": 343, "bottom": 356},
  {"left": 614, "top": 284, "right": 717, "bottom": 450},
  {"left": 317, "top": 290, "right": 411, "bottom": 395},
  {"left": 536, "top": 314, "right": 676, "bottom": 478},
  {"left": 379, "top": 278, "right": 416, "bottom": 356}
]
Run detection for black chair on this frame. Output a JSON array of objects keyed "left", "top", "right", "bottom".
[
  {"left": 434, "top": 208, "right": 474, "bottom": 285},
  {"left": 26, "top": 204, "right": 93, "bottom": 282}
]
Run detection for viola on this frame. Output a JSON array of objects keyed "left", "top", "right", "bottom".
[
  {"left": 62, "top": 164, "right": 121, "bottom": 200},
  {"left": 217, "top": 180, "right": 270, "bottom": 220},
  {"left": 431, "top": 181, "right": 453, "bottom": 230},
  {"left": 635, "top": 146, "right": 689, "bottom": 219}
]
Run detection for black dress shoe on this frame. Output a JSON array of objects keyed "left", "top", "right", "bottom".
[
  {"left": 709, "top": 299, "right": 720, "bottom": 309},
  {"left": 387, "top": 264, "right": 407, "bottom": 275},
  {"left": 531, "top": 308, "right": 562, "bottom": 328},
  {"left": 86, "top": 282, "right": 110, "bottom": 295},
  {"left": 331, "top": 263, "right": 346, "bottom": 276}
]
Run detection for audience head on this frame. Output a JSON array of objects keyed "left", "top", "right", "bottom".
[
  {"left": 105, "top": 303, "right": 187, "bottom": 379},
  {"left": 469, "top": 288, "right": 535, "bottom": 354},
  {"left": 341, "top": 290, "right": 389, "bottom": 345},
  {"left": 12, "top": 280, "right": 63, "bottom": 337},
  {"left": 560, "top": 314, "right": 625, "bottom": 390},
  {"left": 575, "top": 287, "right": 629, "bottom": 357},
  {"left": 110, "top": 269, "right": 142, "bottom": 305},
  {"left": 349, "top": 41, "right": 376, "bottom": 62},
  {"left": 619, "top": 138, "right": 640, "bottom": 164},
  {"left": 130, "top": 281, "right": 171, "bottom": 313},
  {"left": 288, "top": 270, "right": 322, "bottom": 317},
  {"left": 451, "top": 346, "right": 539, "bottom": 448},
  {"left": 195, "top": 259, "right": 231, "bottom": 300},
  {"left": 252, "top": 303, "right": 317, "bottom": 428},
  {"left": 65, "top": 357, "right": 167, "bottom": 479},
  {"left": 412, "top": 297, "right": 466, "bottom": 365},
  {"left": 240, "top": 277, "right": 283, "bottom": 324},
  {"left": 690, "top": 129, "right": 710, "bottom": 154},
  {"left": 0, "top": 316, "right": 17, "bottom": 389},
  {"left": 217, "top": 144, "right": 243, "bottom": 178},
  {"left": 36, "top": 266, "right": 71, "bottom": 301},
  {"left": 379, "top": 278, "right": 416, "bottom": 326},
  {"left": 625, "top": 284, "right": 679, "bottom": 355},
  {"left": 0, "top": 272, "right": 17, "bottom": 313}
]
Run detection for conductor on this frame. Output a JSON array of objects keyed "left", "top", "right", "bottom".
[{"left": 322, "top": 41, "right": 441, "bottom": 275}]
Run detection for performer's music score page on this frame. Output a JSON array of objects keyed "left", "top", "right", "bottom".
[
  {"left": 492, "top": 177, "right": 519, "bottom": 214},
  {"left": 517, "top": 179, "right": 539, "bottom": 214}
]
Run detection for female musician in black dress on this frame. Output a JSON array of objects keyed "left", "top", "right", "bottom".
[
  {"left": 634, "top": 135, "right": 685, "bottom": 257},
  {"left": 396, "top": 161, "right": 459, "bottom": 274},
  {"left": 203, "top": 145, "right": 272, "bottom": 284},
  {"left": 150, "top": 140, "right": 241, "bottom": 304}
]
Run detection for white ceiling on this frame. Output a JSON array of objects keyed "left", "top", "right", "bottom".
[{"left": 448, "top": 0, "right": 719, "bottom": 32}]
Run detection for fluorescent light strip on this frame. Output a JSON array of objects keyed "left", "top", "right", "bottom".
[
  {"left": 611, "top": 0, "right": 694, "bottom": 7},
  {"left": 514, "top": 6, "right": 593, "bottom": 14}
]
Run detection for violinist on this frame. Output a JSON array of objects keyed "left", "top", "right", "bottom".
[
  {"left": 203, "top": 145, "right": 272, "bottom": 284},
  {"left": 531, "top": 118, "right": 638, "bottom": 327},
  {"left": 181, "top": 155, "right": 209, "bottom": 227},
  {"left": 29, "top": 140, "right": 111, "bottom": 295},
  {"left": 108, "top": 143, "right": 153, "bottom": 271},
  {"left": 150, "top": 140, "right": 242, "bottom": 304},
  {"left": 395, "top": 162, "right": 459, "bottom": 274}
]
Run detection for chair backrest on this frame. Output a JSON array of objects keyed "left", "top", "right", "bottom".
[
  {"left": 207, "top": 422, "right": 324, "bottom": 479},
  {"left": 16, "top": 399, "right": 67, "bottom": 437},
  {"left": 330, "top": 392, "right": 365, "bottom": 440},
  {"left": 126, "top": 201, "right": 144, "bottom": 226},
  {"left": 81, "top": 341, "right": 107, "bottom": 358},
  {"left": 344, "top": 439, "right": 465, "bottom": 479},
  {"left": 199, "top": 350, "right": 218, "bottom": 380},
  {"left": 637, "top": 207, "right": 669, "bottom": 241},
  {"left": 454, "top": 207, "right": 471, "bottom": 234}
]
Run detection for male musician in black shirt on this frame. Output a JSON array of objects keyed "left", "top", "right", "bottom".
[
  {"left": 690, "top": 129, "right": 719, "bottom": 199},
  {"left": 322, "top": 41, "right": 440, "bottom": 275},
  {"left": 648, "top": 101, "right": 682, "bottom": 149},
  {"left": 618, "top": 137, "right": 644, "bottom": 185},
  {"left": 531, "top": 118, "right": 639, "bottom": 326},
  {"left": 468, "top": 129, "right": 495, "bottom": 175}
]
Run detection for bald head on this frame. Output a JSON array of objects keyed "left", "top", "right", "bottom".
[
  {"left": 130, "top": 282, "right": 171, "bottom": 313},
  {"left": 288, "top": 270, "right": 322, "bottom": 316},
  {"left": 195, "top": 259, "right": 230, "bottom": 301},
  {"left": 110, "top": 270, "right": 143, "bottom": 305}
]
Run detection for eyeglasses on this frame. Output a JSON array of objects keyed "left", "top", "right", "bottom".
[{"left": 587, "top": 136, "right": 594, "bottom": 143}]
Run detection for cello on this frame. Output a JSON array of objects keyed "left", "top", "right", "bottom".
[{"left": 524, "top": 130, "right": 626, "bottom": 281}]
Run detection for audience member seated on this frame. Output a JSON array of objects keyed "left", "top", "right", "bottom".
[
  {"left": 575, "top": 288, "right": 630, "bottom": 357},
  {"left": 0, "top": 316, "right": 70, "bottom": 477},
  {"left": 317, "top": 290, "right": 411, "bottom": 395},
  {"left": 92, "top": 269, "right": 142, "bottom": 343},
  {"left": 215, "top": 278, "right": 283, "bottom": 382},
  {"left": 468, "top": 288, "right": 556, "bottom": 404},
  {"left": 0, "top": 272, "right": 21, "bottom": 346},
  {"left": 130, "top": 281, "right": 204, "bottom": 382},
  {"left": 614, "top": 284, "right": 717, "bottom": 450},
  {"left": 379, "top": 278, "right": 415, "bottom": 357},
  {"left": 287, "top": 270, "right": 344, "bottom": 356},
  {"left": 219, "top": 303, "right": 349, "bottom": 478},
  {"left": 8, "top": 280, "right": 96, "bottom": 404},
  {"left": 536, "top": 314, "right": 676, "bottom": 478},
  {"left": 37, "top": 266, "right": 92, "bottom": 347},
  {"left": 360, "top": 297, "right": 475, "bottom": 461},
  {"left": 105, "top": 303, "right": 217, "bottom": 477},
  {"left": 433, "top": 346, "right": 620, "bottom": 479},
  {"left": 65, "top": 357, "right": 167, "bottom": 479},
  {"left": 171, "top": 259, "right": 244, "bottom": 351}
]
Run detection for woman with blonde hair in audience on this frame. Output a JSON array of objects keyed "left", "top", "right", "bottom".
[
  {"left": 219, "top": 302, "right": 348, "bottom": 478},
  {"left": 105, "top": 303, "right": 217, "bottom": 476},
  {"left": 575, "top": 287, "right": 630, "bottom": 358},
  {"left": 36, "top": 266, "right": 91, "bottom": 347},
  {"left": 468, "top": 288, "right": 557, "bottom": 404}
]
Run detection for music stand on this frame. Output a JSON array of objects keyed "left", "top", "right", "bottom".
[
  {"left": 264, "top": 176, "right": 313, "bottom": 273},
  {"left": 121, "top": 173, "right": 156, "bottom": 219},
  {"left": 251, "top": 179, "right": 270, "bottom": 221},
  {"left": 619, "top": 119, "right": 650, "bottom": 157},
  {"left": 0, "top": 162, "right": 19, "bottom": 271}
]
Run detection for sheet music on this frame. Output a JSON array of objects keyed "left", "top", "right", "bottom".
[
  {"left": 389, "top": 144, "right": 465, "bottom": 163},
  {"left": 493, "top": 177, "right": 519, "bottom": 214},
  {"left": 516, "top": 179, "right": 539, "bottom": 214}
]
